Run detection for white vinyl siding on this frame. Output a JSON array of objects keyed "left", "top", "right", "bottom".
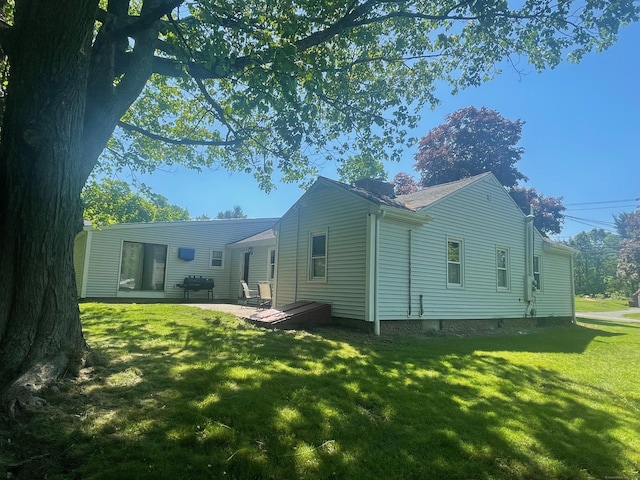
[
  {"left": 393, "top": 175, "right": 529, "bottom": 320},
  {"left": 279, "top": 174, "right": 572, "bottom": 323},
  {"left": 275, "top": 183, "right": 368, "bottom": 319},
  {"left": 80, "top": 218, "right": 278, "bottom": 300},
  {"left": 377, "top": 221, "right": 412, "bottom": 319},
  {"left": 389, "top": 175, "right": 575, "bottom": 321},
  {"left": 532, "top": 243, "right": 574, "bottom": 317}
]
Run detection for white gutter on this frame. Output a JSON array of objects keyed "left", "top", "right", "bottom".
[{"left": 379, "top": 206, "right": 431, "bottom": 225}]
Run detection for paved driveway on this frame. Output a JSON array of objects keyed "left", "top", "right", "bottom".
[{"left": 577, "top": 309, "right": 640, "bottom": 324}]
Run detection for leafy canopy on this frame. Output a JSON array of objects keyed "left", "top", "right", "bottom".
[
  {"left": 408, "top": 106, "right": 565, "bottom": 235},
  {"left": 92, "top": 0, "right": 640, "bottom": 192},
  {"left": 82, "top": 179, "right": 190, "bottom": 225},
  {"left": 616, "top": 209, "right": 640, "bottom": 288},
  {"left": 392, "top": 172, "right": 420, "bottom": 196},
  {"left": 566, "top": 228, "right": 628, "bottom": 296},
  {"left": 415, "top": 106, "right": 527, "bottom": 188},
  {"left": 509, "top": 186, "right": 566, "bottom": 236},
  {"left": 337, "top": 154, "right": 387, "bottom": 185}
]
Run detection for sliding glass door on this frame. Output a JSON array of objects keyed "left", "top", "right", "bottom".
[{"left": 119, "top": 241, "right": 167, "bottom": 291}]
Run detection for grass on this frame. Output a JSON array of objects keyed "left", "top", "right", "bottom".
[
  {"left": 574, "top": 296, "right": 629, "bottom": 312},
  {"left": 1, "top": 303, "right": 639, "bottom": 480}
]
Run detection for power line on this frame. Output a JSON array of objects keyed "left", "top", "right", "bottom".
[
  {"left": 567, "top": 204, "right": 638, "bottom": 212},
  {"left": 563, "top": 215, "right": 617, "bottom": 232},
  {"left": 565, "top": 198, "right": 640, "bottom": 206},
  {"left": 564, "top": 215, "right": 616, "bottom": 226}
]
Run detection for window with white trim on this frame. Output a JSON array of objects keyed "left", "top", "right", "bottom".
[
  {"left": 309, "top": 231, "right": 327, "bottom": 280},
  {"left": 496, "top": 247, "right": 509, "bottom": 290},
  {"left": 533, "top": 255, "right": 542, "bottom": 291},
  {"left": 447, "top": 238, "right": 463, "bottom": 286},
  {"left": 209, "top": 249, "right": 224, "bottom": 269},
  {"left": 268, "top": 248, "right": 276, "bottom": 280}
]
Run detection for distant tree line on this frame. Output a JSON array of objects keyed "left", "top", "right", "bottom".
[
  {"left": 566, "top": 212, "right": 640, "bottom": 298},
  {"left": 81, "top": 178, "right": 245, "bottom": 225}
]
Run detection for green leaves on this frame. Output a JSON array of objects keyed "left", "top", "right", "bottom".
[
  {"left": 96, "top": 0, "right": 639, "bottom": 190},
  {"left": 82, "top": 178, "right": 190, "bottom": 226},
  {"left": 415, "top": 106, "right": 527, "bottom": 189}
]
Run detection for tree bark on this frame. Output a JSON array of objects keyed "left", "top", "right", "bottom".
[
  {"left": 0, "top": 0, "right": 98, "bottom": 410},
  {"left": 0, "top": 0, "right": 164, "bottom": 412}
]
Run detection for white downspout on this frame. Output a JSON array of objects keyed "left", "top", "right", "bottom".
[
  {"left": 524, "top": 207, "right": 535, "bottom": 303},
  {"left": 273, "top": 226, "right": 280, "bottom": 306},
  {"left": 570, "top": 255, "right": 576, "bottom": 322},
  {"left": 294, "top": 205, "right": 301, "bottom": 302},
  {"left": 366, "top": 213, "right": 376, "bottom": 325},
  {"left": 373, "top": 210, "right": 386, "bottom": 336}
]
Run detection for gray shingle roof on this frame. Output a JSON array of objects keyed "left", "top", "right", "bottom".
[
  {"left": 317, "top": 176, "right": 415, "bottom": 210},
  {"left": 395, "top": 173, "right": 492, "bottom": 210},
  {"left": 231, "top": 228, "right": 276, "bottom": 245},
  {"left": 317, "top": 173, "right": 493, "bottom": 212}
]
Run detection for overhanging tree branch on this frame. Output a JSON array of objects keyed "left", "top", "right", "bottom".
[
  {"left": 117, "top": 120, "right": 243, "bottom": 146},
  {"left": 100, "top": 0, "right": 183, "bottom": 42}
]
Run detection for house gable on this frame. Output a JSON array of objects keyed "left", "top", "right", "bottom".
[
  {"left": 376, "top": 173, "right": 574, "bottom": 322},
  {"left": 275, "top": 178, "right": 380, "bottom": 320}
]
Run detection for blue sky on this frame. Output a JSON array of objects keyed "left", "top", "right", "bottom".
[{"left": 134, "top": 22, "right": 640, "bottom": 240}]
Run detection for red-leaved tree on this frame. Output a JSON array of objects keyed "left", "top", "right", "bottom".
[
  {"left": 413, "top": 106, "right": 565, "bottom": 235},
  {"left": 616, "top": 210, "right": 640, "bottom": 288},
  {"left": 392, "top": 172, "right": 420, "bottom": 196},
  {"left": 415, "top": 106, "right": 527, "bottom": 188}
]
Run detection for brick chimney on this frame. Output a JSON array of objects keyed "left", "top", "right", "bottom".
[{"left": 353, "top": 178, "right": 396, "bottom": 199}]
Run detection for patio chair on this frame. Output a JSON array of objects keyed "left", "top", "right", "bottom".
[
  {"left": 240, "top": 280, "right": 260, "bottom": 307},
  {"left": 257, "top": 282, "right": 272, "bottom": 309}
]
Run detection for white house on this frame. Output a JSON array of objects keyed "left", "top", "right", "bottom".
[
  {"left": 74, "top": 218, "right": 278, "bottom": 301},
  {"left": 272, "top": 173, "right": 575, "bottom": 334},
  {"left": 75, "top": 173, "right": 576, "bottom": 334}
]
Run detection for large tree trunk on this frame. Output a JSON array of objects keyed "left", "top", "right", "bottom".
[{"left": 0, "top": 0, "right": 98, "bottom": 411}]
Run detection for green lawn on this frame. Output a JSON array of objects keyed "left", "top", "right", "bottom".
[
  {"left": 574, "top": 296, "right": 629, "bottom": 312},
  {"left": 2, "top": 303, "right": 639, "bottom": 479}
]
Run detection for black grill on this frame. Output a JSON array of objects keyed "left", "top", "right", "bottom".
[{"left": 177, "top": 276, "right": 215, "bottom": 299}]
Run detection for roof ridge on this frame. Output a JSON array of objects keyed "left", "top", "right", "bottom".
[{"left": 395, "top": 172, "right": 494, "bottom": 209}]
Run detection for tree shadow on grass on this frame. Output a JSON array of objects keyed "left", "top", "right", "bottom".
[
  {"left": 317, "top": 322, "right": 625, "bottom": 355},
  {"left": 3, "top": 306, "right": 639, "bottom": 479},
  {"left": 578, "top": 317, "right": 640, "bottom": 330}
]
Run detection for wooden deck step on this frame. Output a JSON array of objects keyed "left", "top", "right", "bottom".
[{"left": 244, "top": 301, "right": 332, "bottom": 329}]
